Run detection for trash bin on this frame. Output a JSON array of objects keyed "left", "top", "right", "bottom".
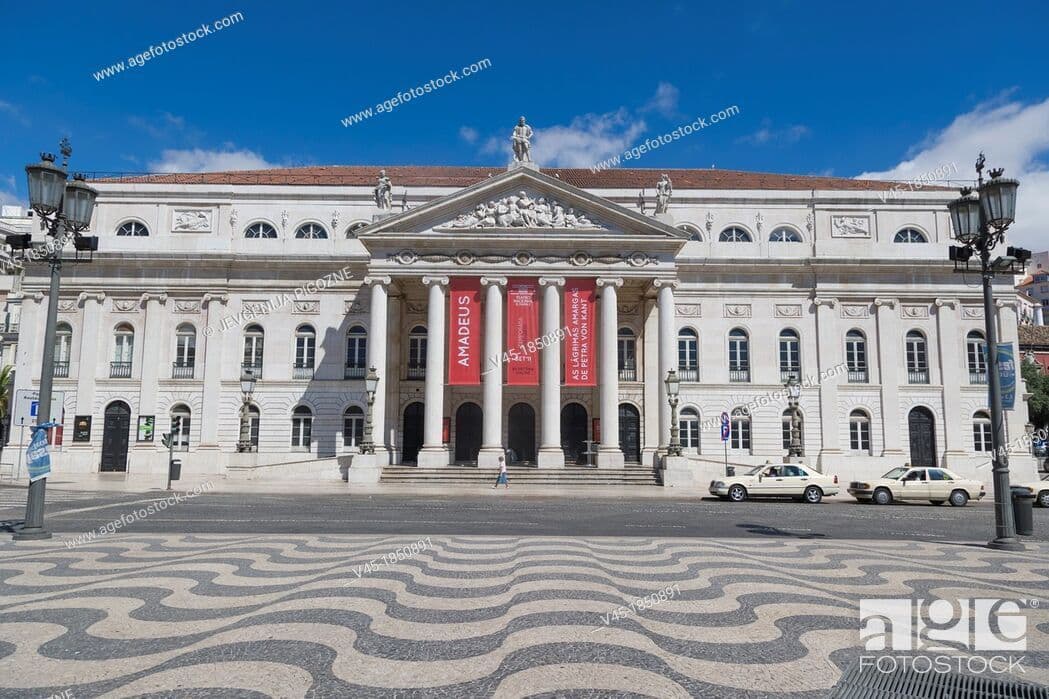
[
  {"left": 169, "top": 459, "right": 182, "bottom": 482},
  {"left": 1013, "top": 490, "right": 1035, "bottom": 536}
]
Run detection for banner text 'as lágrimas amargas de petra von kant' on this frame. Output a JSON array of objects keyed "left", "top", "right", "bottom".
[
  {"left": 564, "top": 278, "right": 596, "bottom": 386},
  {"left": 447, "top": 277, "right": 482, "bottom": 385},
  {"left": 506, "top": 278, "right": 540, "bottom": 385}
]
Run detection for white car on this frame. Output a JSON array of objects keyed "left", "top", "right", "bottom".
[
  {"left": 847, "top": 466, "right": 985, "bottom": 506},
  {"left": 1012, "top": 475, "right": 1049, "bottom": 508},
  {"left": 709, "top": 463, "right": 840, "bottom": 503}
]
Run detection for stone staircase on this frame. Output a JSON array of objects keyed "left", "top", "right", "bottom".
[{"left": 380, "top": 465, "right": 663, "bottom": 486}]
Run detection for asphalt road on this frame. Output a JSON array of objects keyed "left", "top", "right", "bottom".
[{"left": 2, "top": 486, "right": 1047, "bottom": 541}]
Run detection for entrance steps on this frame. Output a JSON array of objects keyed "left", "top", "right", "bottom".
[{"left": 380, "top": 465, "right": 662, "bottom": 486}]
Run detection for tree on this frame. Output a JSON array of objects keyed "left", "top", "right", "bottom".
[
  {"left": 1023, "top": 360, "right": 1049, "bottom": 431},
  {"left": 0, "top": 365, "right": 12, "bottom": 460}
]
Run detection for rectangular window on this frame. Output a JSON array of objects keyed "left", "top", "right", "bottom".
[
  {"left": 730, "top": 419, "right": 750, "bottom": 450},
  {"left": 850, "top": 420, "right": 871, "bottom": 452},
  {"left": 295, "top": 337, "right": 316, "bottom": 368}
]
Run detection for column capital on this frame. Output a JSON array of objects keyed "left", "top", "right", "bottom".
[
  {"left": 873, "top": 297, "right": 897, "bottom": 308},
  {"left": 596, "top": 277, "right": 624, "bottom": 288},
  {"left": 934, "top": 298, "right": 959, "bottom": 309},
  {"left": 363, "top": 275, "right": 392, "bottom": 287},
  {"left": 139, "top": 292, "right": 168, "bottom": 307},
  {"left": 480, "top": 276, "right": 508, "bottom": 287},
  {"left": 77, "top": 291, "right": 106, "bottom": 307},
  {"left": 996, "top": 298, "right": 1019, "bottom": 310},
  {"left": 422, "top": 275, "right": 449, "bottom": 287},
  {"left": 652, "top": 278, "right": 679, "bottom": 290},
  {"left": 538, "top": 276, "right": 565, "bottom": 287},
  {"left": 202, "top": 293, "right": 229, "bottom": 306},
  {"left": 813, "top": 296, "right": 837, "bottom": 308},
  {"left": 28, "top": 292, "right": 44, "bottom": 302}
]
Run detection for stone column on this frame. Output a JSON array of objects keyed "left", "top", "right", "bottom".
[
  {"left": 364, "top": 276, "right": 391, "bottom": 463},
  {"left": 813, "top": 297, "right": 842, "bottom": 458},
  {"left": 198, "top": 293, "right": 228, "bottom": 449},
  {"left": 479, "top": 276, "right": 507, "bottom": 467},
  {"left": 417, "top": 276, "right": 449, "bottom": 466},
  {"left": 136, "top": 293, "right": 168, "bottom": 416},
  {"left": 537, "top": 276, "right": 565, "bottom": 468},
  {"left": 75, "top": 292, "right": 106, "bottom": 418},
  {"left": 655, "top": 279, "right": 678, "bottom": 449},
  {"left": 997, "top": 298, "right": 1033, "bottom": 467},
  {"left": 641, "top": 297, "right": 661, "bottom": 466},
  {"left": 874, "top": 298, "right": 905, "bottom": 458},
  {"left": 597, "top": 277, "right": 624, "bottom": 467},
  {"left": 935, "top": 298, "right": 966, "bottom": 463},
  {"left": 1035, "top": 306, "right": 1044, "bottom": 326}
]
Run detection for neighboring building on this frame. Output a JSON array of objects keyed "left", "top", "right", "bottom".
[
  {"left": 0, "top": 206, "right": 27, "bottom": 368},
  {"left": 1020, "top": 324, "right": 1049, "bottom": 374},
  {"left": 5, "top": 160, "right": 1041, "bottom": 486},
  {"left": 1017, "top": 250, "right": 1049, "bottom": 326}
]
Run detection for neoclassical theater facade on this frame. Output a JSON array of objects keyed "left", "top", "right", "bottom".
[{"left": 9, "top": 159, "right": 1039, "bottom": 485}]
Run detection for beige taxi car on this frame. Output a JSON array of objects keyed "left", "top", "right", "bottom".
[
  {"left": 709, "top": 463, "right": 840, "bottom": 503},
  {"left": 1012, "top": 475, "right": 1049, "bottom": 508},
  {"left": 847, "top": 466, "right": 984, "bottom": 506}
]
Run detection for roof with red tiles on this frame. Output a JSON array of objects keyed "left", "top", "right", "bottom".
[{"left": 90, "top": 165, "right": 955, "bottom": 192}]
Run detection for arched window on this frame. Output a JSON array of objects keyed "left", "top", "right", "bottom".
[
  {"left": 677, "top": 327, "right": 698, "bottom": 381},
  {"left": 407, "top": 325, "right": 427, "bottom": 379},
  {"left": 617, "top": 327, "right": 637, "bottom": 381},
  {"left": 291, "top": 406, "right": 312, "bottom": 449},
  {"left": 719, "top": 226, "right": 752, "bottom": 242},
  {"left": 730, "top": 407, "right": 751, "bottom": 451},
  {"left": 905, "top": 330, "right": 929, "bottom": 383},
  {"left": 173, "top": 323, "right": 196, "bottom": 378},
  {"left": 295, "top": 222, "right": 328, "bottom": 239},
  {"left": 779, "top": 329, "right": 800, "bottom": 381},
  {"left": 782, "top": 408, "right": 804, "bottom": 452},
  {"left": 116, "top": 221, "right": 149, "bottom": 237},
  {"left": 243, "top": 324, "right": 264, "bottom": 376},
  {"left": 53, "top": 322, "right": 72, "bottom": 378},
  {"left": 346, "top": 221, "right": 369, "bottom": 238},
  {"left": 728, "top": 328, "right": 750, "bottom": 382},
  {"left": 239, "top": 404, "right": 260, "bottom": 451},
  {"left": 111, "top": 323, "right": 134, "bottom": 378},
  {"left": 769, "top": 226, "right": 802, "bottom": 243},
  {"left": 894, "top": 228, "right": 928, "bottom": 243},
  {"left": 972, "top": 411, "right": 992, "bottom": 452},
  {"left": 849, "top": 409, "right": 872, "bottom": 453},
  {"left": 170, "top": 404, "right": 191, "bottom": 451},
  {"left": 343, "top": 406, "right": 365, "bottom": 448},
  {"left": 294, "top": 325, "right": 316, "bottom": 379},
  {"left": 345, "top": 325, "right": 367, "bottom": 378},
  {"left": 966, "top": 330, "right": 988, "bottom": 384},
  {"left": 846, "top": 330, "right": 868, "bottom": 383},
  {"left": 679, "top": 407, "right": 700, "bottom": 451},
  {"left": 677, "top": 224, "right": 703, "bottom": 241},
  {"left": 244, "top": 222, "right": 277, "bottom": 239}
]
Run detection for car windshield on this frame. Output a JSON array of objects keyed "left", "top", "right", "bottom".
[
  {"left": 882, "top": 467, "right": 908, "bottom": 480},
  {"left": 746, "top": 466, "right": 769, "bottom": 476}
]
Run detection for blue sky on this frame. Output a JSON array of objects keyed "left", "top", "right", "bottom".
[{"left": 2, "top": 0, "right": 1048, "bottom": 245}]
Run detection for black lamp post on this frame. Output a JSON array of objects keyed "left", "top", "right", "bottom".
[
  {"left": 785, "top": 376, "right": 803, "bottom": 458},
  {"left": 12, "top": 140, "right": 98, "bottom": 541},
  {"left": 236, "top": 371, "right": 257, "bottom": 452},
  {"left": 947, "top": 153, "right": 1028, "bottom": 552},
  {"left": 665, "top": 369, "right": 682, "bottom": 456},
  {"left": 360, "top": 366, "right": 379, "bottom": 455}
]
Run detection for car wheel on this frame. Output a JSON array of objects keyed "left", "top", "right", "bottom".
[
  {"left": 949, "top": 489, "right": 969, "bottom": 507},
  {"left": 929, "top": 500, "right": 946, "bottom": 506},
  {"left": 727, "top": 484, "right": 748, "bottom": 502},
  {"left": 803, "top": 486, "right": 823, "bottom": 504},
  {"left": 1038, "top": 491, "right": 1049, "bottom": 508},
  {"left": 873, "top": 488, "right": 893, "bottom": 505}
]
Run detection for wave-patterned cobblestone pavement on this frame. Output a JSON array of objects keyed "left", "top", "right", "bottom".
[{"left": 0, "top": 535, "right": 1046, "bottom": 697}]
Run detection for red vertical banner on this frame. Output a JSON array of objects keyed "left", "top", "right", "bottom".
[
  {"left": 447, "top": 277, "right": 482, "bottom": 385},
  {"left": 505, "top": 278, "right": 540, "bottom": 385},
  {"left": 563, "top": 278, "right": 596, "bottom": 386}
]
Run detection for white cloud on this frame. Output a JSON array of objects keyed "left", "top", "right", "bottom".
[
  {"left": 0, "top": 100, "right": 30, "bottom": 126},
  {"left": 148, "top": 148, "right": 276, "bottom": 173},
  {"left": 459, "top": 126, "right": 479, "bottom": 144},
  {"left": 737, "top": 119, "right": 810, "bottom": 146},
  {"left": 857, "top": 96, "right": 1049, "bottom": 250},
  {"left": 643, "top": 82, "right": 680, "bottom": 117},
  {"left": 0, "top": 174, "right": 25, "bottom": 209}
]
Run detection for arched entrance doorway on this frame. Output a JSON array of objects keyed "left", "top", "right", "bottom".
[
  {"left": 618, "top": 403, "right": 641, "bottom": 463},
  {"left": 561, "top": 402, "right": 589, "bottom": 465},
  {"left": 454, "top": 402, "right": 482, "bottom": 463},
  {"left": 101, "top": 401, "right": 131, "bottom": 472},
  {"left": 908, "top": 407, "right": 936, "bottom": 468},
  {"left": 402, "top": 402, "right": 424, "bottom": 463},
  {"left": 507, "top": 403, "right": 536, "bottom": 464}
]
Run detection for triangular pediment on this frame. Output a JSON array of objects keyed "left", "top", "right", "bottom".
[{"left": 357, "top": 167, "right": 687, "bottom": 241}]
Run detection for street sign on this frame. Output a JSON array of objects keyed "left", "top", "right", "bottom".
[
  {"left": 13, "top": 390, "right": 64, "bottom": 427},
  {"left": 997, "top": 343, "right": 1016, "bottom": 410},
  {"left": 720, "top": 412, "right": 730, "bottom": 442}
]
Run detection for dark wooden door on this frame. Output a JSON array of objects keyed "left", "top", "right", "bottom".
[
  {"left": 618, "top": 403, "right": 641, "bottom": 463},
  {"left": 508, "top": 403, "right": 536, "bottom": 463},
  {"left": 100, "top": 401, "right": 131, "bottom": 472},
  {"left": 455, "top": 402, "right": 482, "bottom": 463},
  {"left": 402, "top": 402, "right": 424, "bottom": 463},
  {"left": 561, "top": 403, "right": 589, "bottom": 465},
  {"left": 908, "top": 407, "right": 936, "bottom": 468}
]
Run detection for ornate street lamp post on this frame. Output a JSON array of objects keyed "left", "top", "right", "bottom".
[
  {"left": 11, "top": 140, "right": 99, "bottom": 541},
  {"left": 236, "top": 371, "right": 257, "bottom": 452},
  {"left": 665, "top": 369, "right": 682, "bottom": 456},
  {"left": 947, "top": 153, "right": 1029, "bottom": 552},
  {"left": 785, "top": 376, "right": 803, "bottom": 459},
  {"left": 360, "top": 366, "right": 379, "bottom": 455}
]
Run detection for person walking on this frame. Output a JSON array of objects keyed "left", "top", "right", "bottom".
[{"left": 493, "top": 455, "right": 509, "bottom": 489}]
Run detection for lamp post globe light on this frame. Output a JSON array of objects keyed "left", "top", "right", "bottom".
[
  {"left": 785, "top": 376, "right": 803, "bottom": 459},
  {"left": 360, "top": 366, "right": 380, "bottom": 455},
  {"left": 12, "top": 139, "right": 99, "bottom": 541},
  {"left": 236, "top": 371, "right": 258, "bottom": 453},
  {"left": 665, "top": 369, "right": 682, "bottom": 457},
  {"left": 946, "top": 152, "right": 1029, "bottom": 552}
]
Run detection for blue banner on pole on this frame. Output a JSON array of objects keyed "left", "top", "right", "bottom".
[
  {"left": 25, "top": 422, "right": 58, "bottom": 483},
  {"left": 997, "top": 343, "right": 1016, "bottom": 411},
  {"left": 720, "top": 412, "right": 731, "bottom": 442}
]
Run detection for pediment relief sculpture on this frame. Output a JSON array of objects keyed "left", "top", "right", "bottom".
[{"left": 440, "top": 191, "right": 606, "bottom": 230}]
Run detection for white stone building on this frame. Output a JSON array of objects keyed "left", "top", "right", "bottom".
[{"left": 5, "top": 163, "right": 1040, "bottom": 486}]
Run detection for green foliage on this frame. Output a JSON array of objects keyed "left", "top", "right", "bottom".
[
  {"left": 1022, "top": 360, "right": 1049, "bottom": 430},
  {"left": 0, "top": 365, "right": 12, "bottom": 420}
]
